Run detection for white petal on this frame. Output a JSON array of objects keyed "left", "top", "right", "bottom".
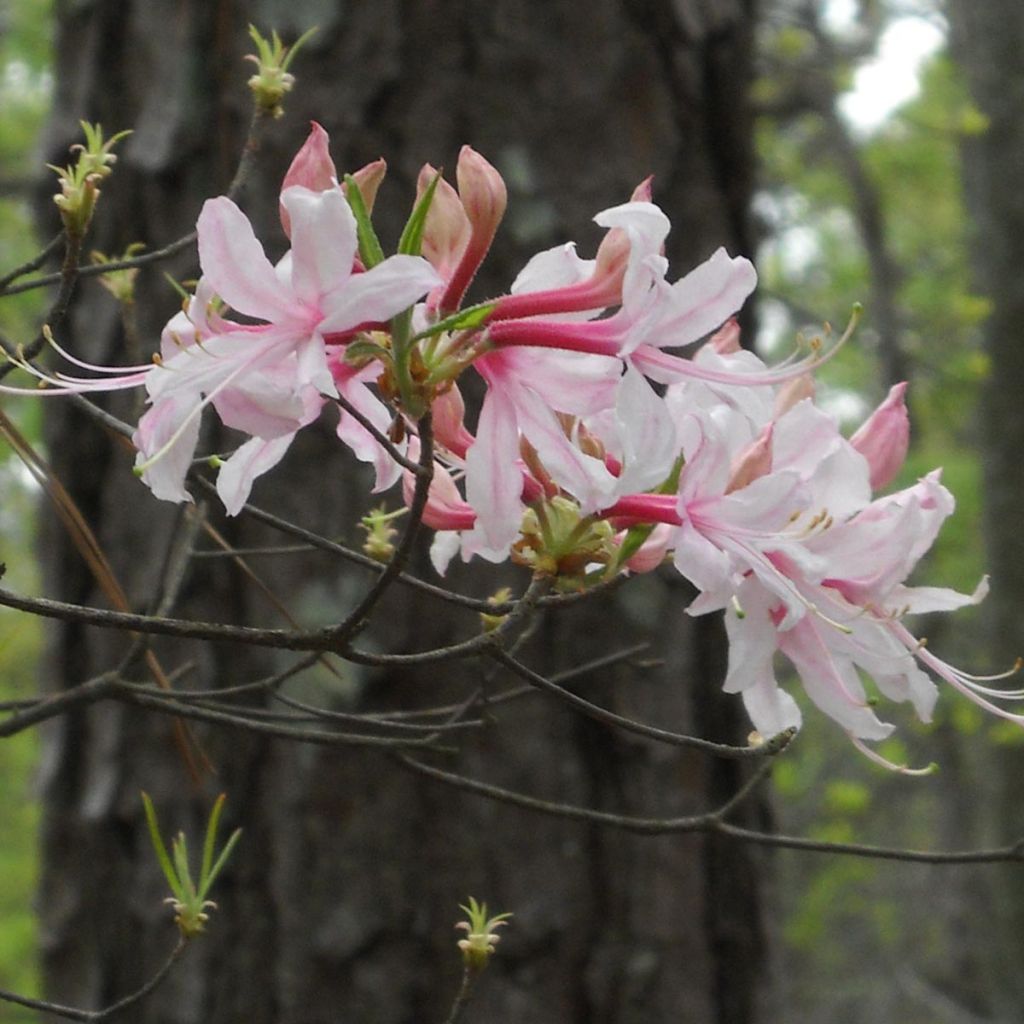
[
  {"left": 320, "top": 255, "right": 440, "bottom": 332},
  {"left": 281, "top": 186, "right": 357, "bottom": 304},
  {"left": 197, "top": 197, "right": 300, "bottom": 323},
  {"left": 217, "top": 434, "right": 296, "bottom": 516}
]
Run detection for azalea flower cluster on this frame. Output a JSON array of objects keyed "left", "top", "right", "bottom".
[{"left": 6, "top": 124, "right": 1018, "bottom": 761}]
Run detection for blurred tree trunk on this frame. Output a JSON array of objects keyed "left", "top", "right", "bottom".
[
  {"left": 36, "top": 1, "right": 770, "bottom": 1021},
  {"left": 950, "top": 0, "right": 1024, "bottom": 1018}
]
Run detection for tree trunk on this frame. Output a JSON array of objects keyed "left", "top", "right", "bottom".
[
  {"left": 36, "top": 1, "right": 769, "bottom": 1021},
  {"left": 949, "top": 1, "right": 1024, "bottom": 1018}
]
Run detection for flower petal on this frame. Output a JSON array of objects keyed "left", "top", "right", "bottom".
[
  {"left": 281, "top": 185, "right": 358, "bottom": 305},
  {"left": 197, "top": 197, "right": 301, "bottom": 323},
  {"left": 320, "top": 255, "right": 441, "bottom": 332}
]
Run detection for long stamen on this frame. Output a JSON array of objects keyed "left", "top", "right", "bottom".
[
  {"left": 42, "top": 324, "right": 155, "bottom": 374},
  {"left": 133, "top": 339, "right": 287, "bottom": 475},
  {"left": 849, "top": 734, "right": 937, "bottom": 775},
  {"left": 889, "top": 620, "right": 1024, "bottom": 725}
]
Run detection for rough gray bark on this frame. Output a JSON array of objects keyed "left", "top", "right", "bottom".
[
  {"left": 949, "top": 0, "right": 1024, "bottom": 1018},
  {"left": 36, "top": 1, "right": 769, "bottom": 1021}
]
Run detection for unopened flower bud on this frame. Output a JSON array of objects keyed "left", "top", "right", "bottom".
[
  {"left": 282, "top": 121, "right": 337, "bottom": 195},
  {"left": 437, "top": 147, "right": 508, "bottom": 313},
  {"left": 726, "top": 424, "right": 773, "bottom": 493},
  {"left": 773, "top": 373, "right": 815, "bottom": 417},
  {"left": 456, "top": 145, "right": 507, "bottom": 247},
  {"left": 347, "top": 158, "right": 387, "bottom": 214},
  {"left": 431, "top": 385, "right": 474, "bottom": 460},
  {"left": 630, "top": 175, "right": 654, "bottom": 203},
  {"left": 850, "top": 381, "right": 910, "bottom": 491},
  {"left": 418, "top": 164, "right": 471, "bottom": 278},
  {"left": 709, "top": 317, "right": 742, "bottom": 355},
  {"left": 624, "top": 522, "right": 673, "bottom": 573}
]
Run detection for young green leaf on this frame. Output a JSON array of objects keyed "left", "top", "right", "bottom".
[
  {"left": 344, "top": 173, "right": 385, "bottom": 268},
  {"left": 398, "top": 169, "right": 442, "bottom": 257},
  {"left": 142, "top": 792, "right": 184, "bottom": 902}
]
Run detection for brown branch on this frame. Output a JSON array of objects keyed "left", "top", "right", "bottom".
[
  {"left": 400, "top": 753, "right": 1024, "bottom": 862},
  {"left": 0, "top": 937, "right": 187, "bottom": 1022},
  {"left": 491, "top": 648, "right": 794, "bottom": 759}
]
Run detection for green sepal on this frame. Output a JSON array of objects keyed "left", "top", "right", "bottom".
[
  {"left": 398, "top": 169, "right": 442, "bottom": 257},
  {"left": 344, "top": 173, "right": 385, "bottom": 268},
  {"left": 412, "top": 300, "right": 497, "bottom": 343},
  {"left": 613, "top": 522, "right": 656, "bottom": 570},
  {"left": 344, "top": 338, "right": 392, "bottom": 367}
]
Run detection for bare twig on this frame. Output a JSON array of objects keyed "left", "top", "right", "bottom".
[
  {"left": 491, "top": 648, "right": 791, "bottom": 759},
  {"left": 0, "top": 937, "right": 187, "bottom": 1022}
]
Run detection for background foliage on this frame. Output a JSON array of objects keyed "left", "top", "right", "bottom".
[{"left": 0, "top": 0, "right": 52, "bottom": 1007}]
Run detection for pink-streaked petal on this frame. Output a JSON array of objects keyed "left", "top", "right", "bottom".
[
  {"left": 213, "top": 378, "right": 323, "bottom": 440},
  {"left": 217, "top": 434, "right": 297, "bottom": 516},
  {"left": 625, "top": 248, "right": 757, "bottom": 356},
  {"left": 610, "top": 366, "right": 678, "bottom": 495},
  {"left": 842, "top": 616, "right": 940, "bottom": 721},
  {"left": 336, "top": 374, "right": 403, "bottom": 492},
  {"left": 778, "top": 616, "right": 895, "bottom": 741},
  {"left": 511, "top": 242, "right": 595, "bottom": 299},
  {"left": 465, "top": 388, "right": 524, "bottom": 553},
  {"left": 132, "top": 391, "right": 202, "bottom": 504},
  {"left": 672, "top": 521, "right": 733, "bottom": 595},
  {"left": 812, "top": 471, "right": 956, "bottom": 605},
  {"left": 294, "top": 333, "right": 337, "bottom": 398},
  {"left": 723, "top": 583, "right": 780, "bottom": 695},
  {"left": 511, "top": 382, "right": 616, "bottom": 511},
  {"left": 481, "top": 347, "right": 619, "bottom": 418},
  {"left": 282, "top": 185, "right": 357, "bottom": 304},
  {"left": 889, "top": 576, "right": 989, "bottom": 616},
  {"left": 709, "top": 471, "right": 806, "bottom": 534},
  {"left": 197, "top": 197, "right": 301, "bottom": 323},
  {"left": 773, "top": 399, "right": 871, "bottom": 516},
  {"left": 593, "top": 201, "right": 671, "bottom": 259},
  {"left": 320, "top": 255, "right": 441, "bottom": 333}
]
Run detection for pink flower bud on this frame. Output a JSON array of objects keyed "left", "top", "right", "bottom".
[
  {"left": 431, "top": 384, "right": 475, "bottom": 460},
  {"left": 850, "top": 382, "right": 910, "bottom": 491},
  {"left": 591, "top": 226, "right": 631, "bottom": 301},
  {"left": 418, "top": 163, "right": 471, "bottom": 279},
  {"left": 708, "top": 317, "right": 741, "bottom": 355},
  {"left": 280, "top": 122, "right": 337, "bottom": 236},
  {"left": 403, "top": 439, "right": 476, "bottom": 531},
  {"left": 589, "top": 179, "right": 659, "bottom": 305},
  {"left": 456, "top": 145, "right": 507, "bottom": 247},
  {"left": 624, "top": 522, "right": 673, "bottom": 573},
  {"left": 726, "top": 423, "right": 773, "bottom": 493},
  {"left": 773, "top": 373, "right": 815, "bottom": 417},
  {"left": 630, "top": 175, "right": 654, "bottom": 203},
  {"left": 438, "top": 147, "right": 507, "bottom": 313},
  {"left": 347, "top": 158, "right": 387, "bottom": 214},
  {"left": 282, "top": 122, "right": 337, "bottom": 193}
]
